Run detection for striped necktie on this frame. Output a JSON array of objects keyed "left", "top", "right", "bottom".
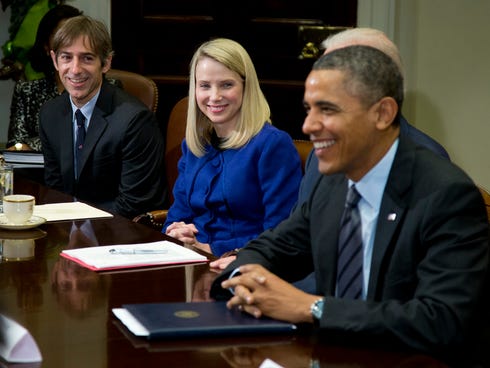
[{"left": 336, "top": 184, "right": 363, "bottom": 299}]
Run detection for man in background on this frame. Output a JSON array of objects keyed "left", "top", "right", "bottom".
[{"left": 39, "top": 15, "right": 167, "bottom": 218}]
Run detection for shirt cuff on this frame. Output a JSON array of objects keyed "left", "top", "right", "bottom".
[{"left": 227, "top": 267, "right": 242, "bottom": 295}]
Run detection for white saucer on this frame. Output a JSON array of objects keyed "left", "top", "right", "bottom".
[{"left": 0, "top": 215, "right": 47, "bottom": 230}]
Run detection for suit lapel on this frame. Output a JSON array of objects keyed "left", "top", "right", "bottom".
[
  {"left": 367, "top": 193, "right": 406, "bottom": 298},
  {"left": 366, "top": 136, "right": 415, "bottom": 299},
  {"left": 77, "top": 82, "right": 112, "bottom": 176},
  {"left": 313, "top": 174, "right": 348, "bottom": 295},
  {"left": 58, "top": 98, "right": 76, "bottom": 189},
  {"left": 80, "top": 108, "right": 108, "bottom": 171}
]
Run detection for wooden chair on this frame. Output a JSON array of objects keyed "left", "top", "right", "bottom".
[
  {"left": 164, "top": 96, "right": 189, "bottom": 204},
  {"left": 293, "top": 139, "right": 313, "bottom": 173},
  {"left": 478, "top": 185, "right": 490, "bottom": 223},
  {"left": 133, "top": 96, "right": 312, "bottom": 230},
  {"left": 105, "top": 69, "right": 159, "bottom": 113}
]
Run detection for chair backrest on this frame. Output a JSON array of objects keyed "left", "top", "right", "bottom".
[
  {"left": 105, "top": 69, "right": 159, "bottom": 112},
  {"left": 478, "top": 185, "right": 490, "bottom": 223},
  {"left": 293, "top": 139, "right": 313, "bottom": 173},
  {"left": 166, "top": 96, "right": 189, "bottom": 204}
]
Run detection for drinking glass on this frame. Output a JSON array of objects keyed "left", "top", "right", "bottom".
[{"left": 0, "top": 164, "right": 14, "bottom": 213}]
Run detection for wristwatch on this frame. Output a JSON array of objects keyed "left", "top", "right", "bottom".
[{"left": 310, "top": 297, "right": 324, "bottom": 321}]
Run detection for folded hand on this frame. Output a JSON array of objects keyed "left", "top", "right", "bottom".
[{"left": 221, "top": 264, "right": 319, "bottom": 324}]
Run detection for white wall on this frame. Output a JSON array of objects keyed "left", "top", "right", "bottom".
[
  {"left": 359, "top": 0, "right": 490, "bottom": 188},
  {"left": 407, "top": 0, "right": 490, "bottom": 189},
  {"left": 66, "top": 0, "right": 110, "bottom": 29}
]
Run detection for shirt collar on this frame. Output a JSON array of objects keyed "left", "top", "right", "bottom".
[
  {"left": 350, "top": 138, "right": 399, "bottom": 212},
  {"left": 70, "top": 88, "right": 101, "bottom": 124}
]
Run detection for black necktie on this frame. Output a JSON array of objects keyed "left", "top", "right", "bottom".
[
  {"left": 75, "top": 109, "right": 86, "bottom": 177},
  {"left": 336, "top": 184, "right": 363, "bottom": 299}
]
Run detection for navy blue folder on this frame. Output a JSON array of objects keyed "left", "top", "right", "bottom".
[{"left": 121, "top": 301, "right": 297, "bottom": 340}]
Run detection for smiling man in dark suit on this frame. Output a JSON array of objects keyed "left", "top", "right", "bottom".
[
  {"left": 39, "top": 15, "right": 166, "bottom": 218},
  {"left": 211, "top": 45, "right": 489, "bottom": 365}
]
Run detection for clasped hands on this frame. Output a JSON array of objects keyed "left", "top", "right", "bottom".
[
  {"left": 221, "top": 264, "right": 319, "bottom": 324},
  {"left": 165, "top": 221, "right": 212, "bottom": 253},
  {"left": 165, "top": 224, "right": 319, "bottom": 323}
]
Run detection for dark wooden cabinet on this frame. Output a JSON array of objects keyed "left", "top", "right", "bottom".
[{"left": 111, "top": 0, "right": 357, "bottom": 139}]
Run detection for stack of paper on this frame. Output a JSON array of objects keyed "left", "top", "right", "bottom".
[
  {"left": 2, "top": 151, "right": 44, "bottom": 168},
  {"left": 61, "top": 241, "right": 208, "bottom": 271},
  {"left": 33, "top": 202, "right": 113, "bottom": 222}
]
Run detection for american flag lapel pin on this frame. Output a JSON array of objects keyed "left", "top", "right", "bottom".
[{"left": 387, "top": 213, "right": 397, "bottom": 221}]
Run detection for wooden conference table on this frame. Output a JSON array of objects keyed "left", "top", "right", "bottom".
[{"left": 0, "top": 175, "right": 450, "bottom": 368}]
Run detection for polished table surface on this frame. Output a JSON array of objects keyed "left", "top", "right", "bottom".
[{"left": 0, "top": 175, "right": 451, "bottom": 368}]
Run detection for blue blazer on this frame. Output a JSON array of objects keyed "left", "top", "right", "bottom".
[{"left": 164, "top": 124, "right": 302, "bottom": 256}]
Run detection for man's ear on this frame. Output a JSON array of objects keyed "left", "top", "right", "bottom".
[
  {"left": 50, "top": 50, "right": 59, "bottom": 71},
  {"left": 374, "top": 97, "right": 398, "bottom": 130},
  {"left": 102, "top": 55, "right": 112, "bottom": 74}
]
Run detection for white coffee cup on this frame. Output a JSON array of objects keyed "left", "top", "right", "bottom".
[{"left": 3, "top": 194, "right": 35, "bottom": 225}]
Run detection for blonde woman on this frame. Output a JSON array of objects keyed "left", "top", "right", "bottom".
[{"left": 164, "top": 38, "right": 302, "bottom": 257}]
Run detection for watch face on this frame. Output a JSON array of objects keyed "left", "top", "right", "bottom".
[{"left": 311, "top": 298, "right": 324, "bottom": 320}]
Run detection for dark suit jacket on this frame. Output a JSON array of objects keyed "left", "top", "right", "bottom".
[
  {"left": 296, "top": 116, "right": 450, "bottom": 206},
  {"left": 211, "top": 134, "right": 489, "bottom": 360},
  {"left": 39, "top": 80, "right": 167, "bottom": 218}
]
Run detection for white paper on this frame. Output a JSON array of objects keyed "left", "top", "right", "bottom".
[
  {"left": 112, "top": 308, "right": 149, "bottom": 337},
  {"left": 61, "top": 241, "right": 208, "bottom": 270},
  {"left": 0, "top": 314, "right": 42, "bottom": 363},
  {"left": 33, "top": 202, "right": 113, "bottom": 222}
]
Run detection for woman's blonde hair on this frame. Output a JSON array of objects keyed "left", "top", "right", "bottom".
[{"left": 186, "top": 38, "right": 271, "bottom": 156}]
